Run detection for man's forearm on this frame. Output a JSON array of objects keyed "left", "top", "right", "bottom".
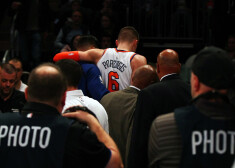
[
  {"left": 88, "top": 118, "right": 123, "bottom": 168},
  {"left": 63, "top": 111, "right": 123, "bottom": 168}
]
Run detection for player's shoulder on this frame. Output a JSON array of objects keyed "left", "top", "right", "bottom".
[
  {"left": 131, "top": 53, "right": 147, "bottom": 64},
  {"left": 135, "top": 53, "right": 146, "bottom": 59},
  {"left": 103, "top": 48, "right": 115, "bottom": 53}
]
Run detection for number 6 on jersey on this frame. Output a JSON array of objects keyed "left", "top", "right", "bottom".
[{"left": 108, "top": 72, "right": 119, "bottom": 92}]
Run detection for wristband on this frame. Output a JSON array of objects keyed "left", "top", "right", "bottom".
[{"left": 53, "top": 51, "right": 80, "bottom": 62}]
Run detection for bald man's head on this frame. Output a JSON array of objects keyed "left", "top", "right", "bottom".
[
  {"left": 157, "top": 49, "right": 179, "bottom": 66},
  {"left": 27, "top": 63, "right": 66, "bottom": 106},
  {"left": 131, "top": 65, "right": 158, "bottom": 89},
  {"left": 157, "top": 49, "right": 181, "bottom": 79}
]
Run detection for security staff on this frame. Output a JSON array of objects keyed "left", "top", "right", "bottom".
[
  {"left": 0, "top": 63, "right": 123, "bottom": 168},
  {"left": 148, "top": 46, "right": 235, "bottom": 168}
]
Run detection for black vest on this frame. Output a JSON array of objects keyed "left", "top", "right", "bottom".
[
  {"left": 0, "top": 112, "right": 73, "bottom": 168},
  {"left": 175, "top": 104, "right": 235, "bottom": 168}
]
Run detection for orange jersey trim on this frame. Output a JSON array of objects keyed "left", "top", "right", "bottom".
[
  {"left": 115, "top": 48, "right": 130, "bottom": 52},
  {"left": 130, "top": 53, "right": 137, "bottom": 62}
]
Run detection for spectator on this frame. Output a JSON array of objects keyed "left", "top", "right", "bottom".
[
  {"left": 100, "top": 64, "right": 158, "bottom": 166},
  {"left": 92, "top": 13, "right": 117, "bottom": 42},
  {"left": 54, "top": 26, "right": 147, "bottom": 92},
  {"left": 0, "top": 63, "right": 26, "bottom": 113},
  {"left": 54, "top": 0, "right": 93, "bottom": 34},
  {"left": 54, "top": 9, "right": 89, "bottom": 53},
  {"left": 99, "top": 0, "right": 121, "bottom": 28},
  {"left": 0, "top": 62, "right": 123, "bottom": 167},
  {"left": 100, "top": 32, "right": 114, "bottom": 49},
  {"left": 8, "top": 57, "right": 27, "bottom": 92},
  {"left": 100, "top": 0, "right": 114, "bottom": 16},
  {"left": 60, "top": 34, "right": 81, "bottom": 52},
  {"left": 9, "top": 0, "right": 51, "bottom": 71},
  {"left": 56, "top": 59, "right": 109, "bottom": 133},
  {"left": 148, "top": 46, "right": 235, "bottom": 168},
  {"left": 127, "top": 49, "right": 191, "bottom": 168}
]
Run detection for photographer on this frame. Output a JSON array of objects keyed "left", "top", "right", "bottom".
[{"left": 0, "top": 63, "right": 123, "bottom": 168}]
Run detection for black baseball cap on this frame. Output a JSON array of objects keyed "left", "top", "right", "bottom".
[{"left": 192, "top": 46, "right": 235, "bottom": 89}]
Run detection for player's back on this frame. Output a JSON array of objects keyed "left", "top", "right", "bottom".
[{"left": 97, "top": 48, "right": 136, "bottom": 92}]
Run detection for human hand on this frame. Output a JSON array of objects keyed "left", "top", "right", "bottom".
[{"left": 63, "top": 111, "right": 99, "bottom": 128}]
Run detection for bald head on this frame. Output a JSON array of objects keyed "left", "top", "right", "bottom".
[
  {"left": 27, "top": 63, "right": 66, "bottom": 106},
  {"left": 131, "top": 65, "right": 158, "bottom": 89},
  {"left": 157, "top": 49, "right": 181, "bottom": 79},
  {"left": 157, "top": 49, "right": 179, "bottom": 65}
]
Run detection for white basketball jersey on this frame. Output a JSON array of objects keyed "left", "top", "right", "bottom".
[{"left": 97, "top": 48, "right": 136, "bottom": 92}]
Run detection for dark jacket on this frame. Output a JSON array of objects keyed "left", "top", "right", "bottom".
[
  {"left": 0, "top": 89, "right": 26, "bottom": 113},
  {"left": 127, "top": 74, "right": 191, "bottom": 168}
]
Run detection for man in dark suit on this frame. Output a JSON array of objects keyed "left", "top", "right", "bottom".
[
  {"left": 148, "top": 46, "right": 235, "bottom": 168},
  {"left": 127, "top": 49, "right": 191, "bottom": 168}
]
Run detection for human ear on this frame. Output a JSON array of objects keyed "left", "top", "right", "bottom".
[
  {"left": 115, "top": 40, "right": 118, "bottom": 47},
  {"left": 24, "top": 87, "right": 28, "bottom": 100}
]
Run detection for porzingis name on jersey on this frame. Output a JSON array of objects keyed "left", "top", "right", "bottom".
[
  {"left": 0, "top": 125, "right": 51, "bottom": 149},
  {"left": 192, "top": 130, "right": 235, "bottom": 155},
  {"left": 102, "top": 59, "right": 127, "bottom": 72}
]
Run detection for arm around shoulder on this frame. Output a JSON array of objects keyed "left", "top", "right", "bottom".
[
  {"left": 81, "top": 49, "right": 104, "bottom": 64},
  {"left": 53, "top": 49, "right": 105, "bottom": 64}
]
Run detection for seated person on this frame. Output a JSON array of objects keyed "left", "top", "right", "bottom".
[{"left": 0, "top": 63, "right": 26, "bottom": 113}]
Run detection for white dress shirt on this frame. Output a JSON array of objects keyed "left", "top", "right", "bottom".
[
  {"left": 62, "top": 90, "right": 109, "bottom": 133},
  {"left": 18, "top": 81, "right": 28, "bottom": 92}
]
